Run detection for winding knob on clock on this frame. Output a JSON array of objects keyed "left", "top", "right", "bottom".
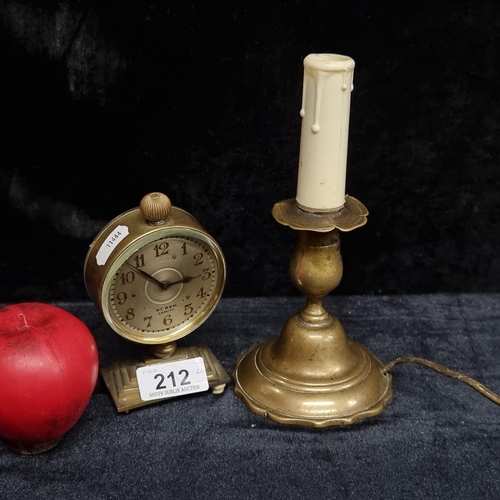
[{"left": 140, "top": 192, "right": 172, "bottom": 223}]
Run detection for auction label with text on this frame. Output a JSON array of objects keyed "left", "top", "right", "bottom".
[
  {"left": 136, "top": 357, "right": 209, "bottom": 402},
  {"left": 96, "top": 225, "right": 129, "bottom": 265}
]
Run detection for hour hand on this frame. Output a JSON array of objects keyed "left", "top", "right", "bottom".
[{"left": 163, "top": 274, "right": 201, "bottom": 288}]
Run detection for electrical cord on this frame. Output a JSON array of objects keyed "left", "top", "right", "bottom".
[{"left": 382, "top": 356, "right": 500, "bottom": 406}]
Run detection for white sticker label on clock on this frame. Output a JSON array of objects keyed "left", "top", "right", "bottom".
[
  {"left": 136, "top": 357, "right": 209, "bottom": 402},
  {"left": 96, "top": 225, "right": 129, "bottom": 265}
]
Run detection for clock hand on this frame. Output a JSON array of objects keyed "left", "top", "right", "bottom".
[
  {"left": 125, "top": 263, "right": 201, "bottom": 290},
  {"left": 162, "top": 274, "right": 201, "bottom": 288},
  {"left": 125, "top": 262, "right": 167, "bottom": 289}
]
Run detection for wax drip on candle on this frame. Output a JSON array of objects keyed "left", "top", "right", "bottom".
[
  {"left": 300, "top": 72, "right": 306, "bottom": 118},
  {"left": 302, "top": 68, "right": 352, "bottom": 134},
  {"left": 300, "top": 72, "right": 327, "bottom": 134},
  {"left": 311, "top": 73, "right": 325, "bottom": 134},
  {"left": 342, "top": 70, "right": 348, "bottom": 91},
  {"left": 342, "top": 64, "right": 355, "bottom": 91}
]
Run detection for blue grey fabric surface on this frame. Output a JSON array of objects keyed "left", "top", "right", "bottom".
[{"left": 1, "top": 295, "right": 499, "bottom": 499}]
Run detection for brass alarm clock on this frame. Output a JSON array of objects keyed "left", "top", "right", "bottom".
[{"left": 84, "top": 192, "right": 230, "bottom": 412}]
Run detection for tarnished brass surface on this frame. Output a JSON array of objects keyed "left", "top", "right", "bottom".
[
  {"left": 233, "top": 322, "right": 392, "bottom": 427},
  {"left": 272, "top": 195, "right": 368, "bottom": 232},
  {"left": 233, "top": 217, "right": 392, "bottom": 427},
  {"left": 84, "top": 193, "right": 226, "bottom": 345},
  {"left": 101, "top": 344, "right": 231, "bottom": 412},
  {"left": 85, "top": 193, "right": 228, "bottom": 410}
]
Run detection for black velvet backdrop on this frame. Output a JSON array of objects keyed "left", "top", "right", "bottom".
[{"left": 1, "top": 0, "right": 500, "bottom": 302}]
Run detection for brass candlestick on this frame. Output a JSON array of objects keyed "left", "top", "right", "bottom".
[{"left": 233, "top": 196, "right": 392, "bottom": 427}]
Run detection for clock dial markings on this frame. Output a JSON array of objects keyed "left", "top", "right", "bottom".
[{"left": 108, "top": 236, "right": 217, "bottom": 337}]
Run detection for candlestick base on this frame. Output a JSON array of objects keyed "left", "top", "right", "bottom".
[
  {"left": 233, "top": 203, "right": 392, "bottom": 427},
  {"left": 233, "top": 318, "right": 392, "bottom": 427}
]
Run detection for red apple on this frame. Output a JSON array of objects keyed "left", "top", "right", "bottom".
[{"left": 0, "top": 303, "right": 99, "bottom": 453}]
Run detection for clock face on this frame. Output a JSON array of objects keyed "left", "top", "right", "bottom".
[{"left": 102, "top": 233, "right": 224, "bottom": 344}]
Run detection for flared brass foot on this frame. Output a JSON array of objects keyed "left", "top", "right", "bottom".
[{"left": 233, "top": 314, "right": 392, "bottom": 427}]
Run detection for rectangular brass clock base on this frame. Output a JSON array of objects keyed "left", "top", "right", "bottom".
[{"left": 100, "top": 344, "right": 231, "bottom": 412}]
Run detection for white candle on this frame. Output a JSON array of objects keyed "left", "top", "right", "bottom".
[{"left": 296, "top": 54, "right": 355, "bottom": 213}]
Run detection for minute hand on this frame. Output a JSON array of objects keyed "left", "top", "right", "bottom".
[{"left": 125, "top": 262, "right": 168, "bottom": 289}]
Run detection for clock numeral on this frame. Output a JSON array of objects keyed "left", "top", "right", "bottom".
[
  {"left": 163, "top": 315, "right": 173, "bottom": 326},
  {"left": 201, "top": 268, "right": 211, "bottom": 281},
  {"left": 154, "top": 242, "right": 169, "bottom": 257},
  {"left": 120, "top": 271, "right": 135, "bottom": 285},
  {"left": 181, "top": 242, "right": 188, "bottom": 255},
  {"left": 196, "top": 287, "right": 207, "bottom": 298},
  {"left": 126, "top": 308, "right": 135, "bottom": 320},
  {"left": 193, "top": 253, "right": 204, "bottom": 266},
  {"left": 117, "top": 292, "right": 127, "bottom": 305},
  {"left": 144, "top": 316, "right": 152, "bottom": 328},
  {"left": 184, "top": 304, "right": 194, "bottom": 316},
  {"left": 133, "top": 254, "right": 145, "bottom": 268}
]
